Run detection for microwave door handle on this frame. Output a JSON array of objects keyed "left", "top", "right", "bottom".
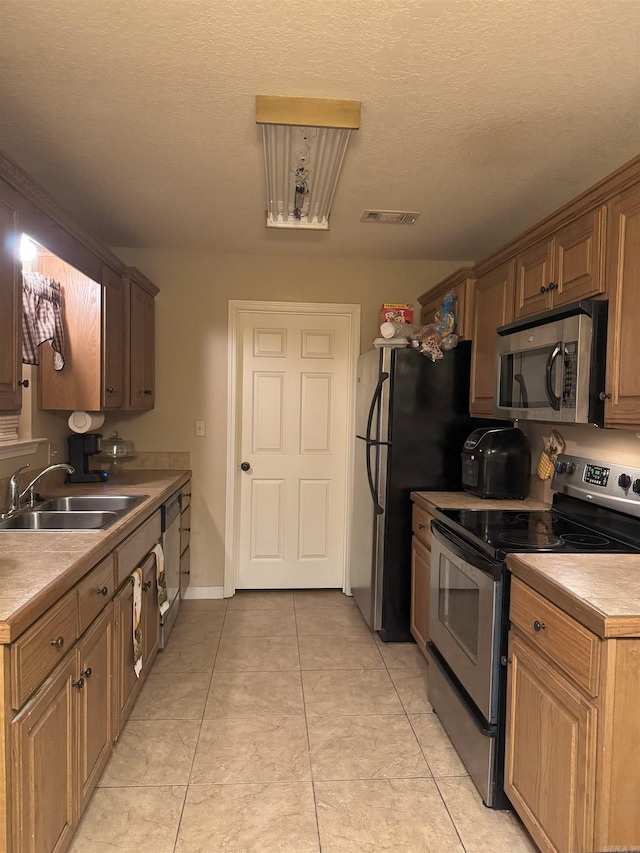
[
  {"left": 514, "top": 373, "right": 528, "bottom": 407},
  {"left": 545, "top": 344, "right": 562, "bottom": 410}
]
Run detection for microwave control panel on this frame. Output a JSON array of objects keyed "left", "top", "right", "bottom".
[{"left": 561, "top": 342, "right": 577, "bottom": 408}]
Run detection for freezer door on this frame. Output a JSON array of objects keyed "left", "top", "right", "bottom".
[{"left": 355, "top": 348, "right": 383, "bottom": 438}]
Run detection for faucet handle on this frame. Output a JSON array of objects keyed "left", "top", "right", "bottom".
[{"left": 11, "top": 464, "right": 30, "bottom": 480}]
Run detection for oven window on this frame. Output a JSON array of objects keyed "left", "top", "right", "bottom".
[{"left": 438, "top": 555, "right": 479, "bottom": 663}]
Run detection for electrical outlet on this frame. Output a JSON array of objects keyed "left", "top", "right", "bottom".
[{"left": 194, "top": 420, "right": 206, "bottom": 437}]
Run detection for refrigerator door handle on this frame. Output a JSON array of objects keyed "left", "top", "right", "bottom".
[
  {"left": 365, "top": 440, "right": 384, "bottom": 515},
  {"left": 366, "top": 371, "right": 389, "bottom": 442}
]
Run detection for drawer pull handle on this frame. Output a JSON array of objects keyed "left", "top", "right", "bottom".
[
  {"left": 533, "top": 620, "right": 546, "bottom": 632},
  {"left": 97, "top": 586, "right": 109, "bottom": 596},
  {"left": 80, "top": 667, "right": 92, "bottom": 679},
  {"left": 72, "top": 678, "right": 84, "bottom": 690},
  {"left": 50, "top": 636, "right": 64, "bottom": 649},
  {"left": 142, "top": 580, "right": 152, "bottom": 591}
]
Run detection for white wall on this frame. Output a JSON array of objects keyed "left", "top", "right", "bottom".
[{"left": 101, "top": 250, "right": 467, "bottom": 593}]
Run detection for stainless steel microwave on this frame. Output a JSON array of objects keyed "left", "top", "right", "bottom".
[{"left": 494, "top": 300, "right": 608, "bottom": 426}]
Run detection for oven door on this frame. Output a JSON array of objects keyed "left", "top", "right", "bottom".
[{"left": 429, "top": 522, "right": 502, "bottom": 723}]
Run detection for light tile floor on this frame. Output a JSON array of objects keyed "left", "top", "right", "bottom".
[{"left": 70, "top": 591, "right": 537, "bottom": 853}]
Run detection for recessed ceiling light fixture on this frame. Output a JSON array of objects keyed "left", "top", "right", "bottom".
[{"left": 256, "top": 95, "right": 361, "bottom": 230}]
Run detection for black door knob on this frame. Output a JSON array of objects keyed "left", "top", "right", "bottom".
[{"left": 240, "top": 462, "right": 251, "bottom": 471}]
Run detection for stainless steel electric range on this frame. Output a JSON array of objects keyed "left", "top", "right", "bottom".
[{"left": 426, "top": 453, "right": 640, "bottom": 809}]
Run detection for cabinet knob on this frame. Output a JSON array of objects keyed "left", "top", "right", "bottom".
[
  {"left": 183, "top": 527, "right": 191, "bottom": 532},
  {"left": 18, "top": 379, "right": 29, "bottom": 388},
  {"left": 72, "top": 678, "right": 85, "bottom": 690},
  {"left": 50, "top": 636, "right": 65, "bottom": 649},
  {"left": 418, "top": 523, "right": 425, "bottom": 530},
  {"left": 182, "top": 569, "right": 191, "bottom": 575},
  {"left": 80, "top": 667, "right": 92, "bottom": 679},
  {"left": 599, "top": 391, "right": 611, "bottom": 401},
  {"left": 533, "top": 620, "right": 546, "bottom": 632},
  {"left": 548, "top": 282, "right": 558, "bottom": 291},
  {"left": 143, "top": 389, "right": 152, "bottom": 395},
  {"left": 106, "top": 387, "right": 114, "bottom": 394},
  {"left": 539, "top": 285, "right": 547, "bottom": 294},
  {"left": 183, "top": 492, "right": 192, "bottom": 498},
  {"left": 142, "top": 580, "right": 152, "bottom": 591},
  {"left": 96, "top": 586, "right": 109, "bottom": 596}
]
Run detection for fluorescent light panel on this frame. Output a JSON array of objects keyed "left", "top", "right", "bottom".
[{"left": 256, "top": 96, "right": 361, "bottom": 231}]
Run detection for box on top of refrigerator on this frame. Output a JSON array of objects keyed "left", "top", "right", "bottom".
[{"left": 380, "top": 303, "right": 413, "bottom": 324}]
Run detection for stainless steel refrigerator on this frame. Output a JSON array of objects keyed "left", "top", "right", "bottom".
[{"left": 350, "top": 341, "right": 499, "bottom": 641}]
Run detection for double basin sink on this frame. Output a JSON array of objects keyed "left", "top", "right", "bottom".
[{"left": 0, "top": 495, "right": 148, "bottom": 531}]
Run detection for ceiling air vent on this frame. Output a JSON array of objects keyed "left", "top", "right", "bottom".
[{"left": 360, "top": 210, "right": 420, "bottom": 224}]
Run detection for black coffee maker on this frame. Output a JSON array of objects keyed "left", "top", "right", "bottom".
[{"left": 67, "top": 433, "right": 108, "bottom": 482}]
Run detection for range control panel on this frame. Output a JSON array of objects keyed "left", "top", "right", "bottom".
[{"left": 552, "top": 454, "right": 640, "bottom": 517}]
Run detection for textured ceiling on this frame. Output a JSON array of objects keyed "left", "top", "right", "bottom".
[{"left": 1, "top": 0, "right": 639, "bottom": 261}]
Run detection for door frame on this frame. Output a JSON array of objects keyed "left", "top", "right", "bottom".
[{"left": 224, "top": 299, "right": 361, "bottom": 597}]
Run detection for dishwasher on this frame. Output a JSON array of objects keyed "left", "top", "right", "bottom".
[{"left": 159, "top": 490, "right": 181, "bottom": 648}]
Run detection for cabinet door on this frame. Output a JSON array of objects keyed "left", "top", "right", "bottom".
[
  {"left": 101, "top": 265, "right": 125, "bottom": 409},
  {"left": 505, "top": 633, "right": 597, "bottom": 853},
  {"left": 410, "top": 537, "right": 430, "bottom": 656},
  {"left": 130, "top": 282, "right": 155, "bottom": 409},
  {"left": 77, "top": 605, "right": 114, "bottom": 817},
  {"left": 553, "top": 207, "right": 605, "bottom": 307},
  {"left": 514, "top": 238, "right": 554, "bottom": 320},
  {"left": 469, "top": 260, "right": 515, "bottom": 416},
  {"left": 180, "top": 545, "right": 191, "bottom": 598},
  {"left": 603, "top": 182, "right": 640, "bottom": 427},
  {"left": 12, "top": 654, "right": 77, "bottom": 853},
  {"left": 0, "top": 197, "right": 23, "bottom": 412},
  {"left": 113, "top": 578, "right": 142, "bottom": 737}
]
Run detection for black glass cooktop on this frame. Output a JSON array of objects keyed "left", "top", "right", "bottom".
[{"left": 435, "top": 495, "right": 640, "bottom": 560}]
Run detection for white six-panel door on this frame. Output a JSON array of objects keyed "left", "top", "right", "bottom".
[{"left": 231, "top": 306, "right": 355, "bottom": 589}]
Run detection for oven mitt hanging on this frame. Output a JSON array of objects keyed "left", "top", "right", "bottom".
[{"left": 537, "top": 428, "right": 566, "bottom": 480}]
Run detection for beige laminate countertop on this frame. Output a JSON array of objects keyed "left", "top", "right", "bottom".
[
  {"left": 0, "top": 469, "right": 190, "bottom": 643},
  {"left": 507, "top": 552, "right": 640, "bottom": 639},
  {"left": 410, "top": 490, "right": 549, "bottom": 514}
]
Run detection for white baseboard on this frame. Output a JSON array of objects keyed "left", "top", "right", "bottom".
[{"left": 183, "top": 586, "right": 225, "bottom": 600}]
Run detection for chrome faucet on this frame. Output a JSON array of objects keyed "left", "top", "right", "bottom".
[{"left": 8, "top": 463, "right": 75, "bottom": 514}]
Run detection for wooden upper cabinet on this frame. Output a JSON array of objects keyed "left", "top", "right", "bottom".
[
  {"left": 129, "top": 278, "right": 155, "bottom": 409},
  {"left": 514, "top": 207, "right": 605, "bottom": 321},
  {"left": 0, "top": 196, "right": 23, "bottom": 412},
  {"left": 603, "top": 180, "right": 640, "bottom": 427},
  {"left": 469, "top": 260, "right": 515, "bottom": 416},
  {"left": 418, "top": 268, "right": 475, "bottom": 340},
  {"left": 101, "top": 265, "right": 125, "bottom": 409}
]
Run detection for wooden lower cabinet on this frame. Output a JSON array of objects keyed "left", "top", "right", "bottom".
[
  {"left": 76, "top": 607, "right": 114, "bottom": 816},
  {"left": 11, "top": 655, "right": 77, "bottom": 853},
  {"left": 113, "top": 552, "right": 159, "bottom": 738},
  {"left": 11, "top": 605, "right": 115, "bottom": 852},
  {"left": 505, "top": 577, "right": 640, "bottom": 853},
  {"left": 410, "top": 537, "right": 430, "bottom": 653},
  {"left": 505, "top": 633, "right": 597, "bottom": 853}
]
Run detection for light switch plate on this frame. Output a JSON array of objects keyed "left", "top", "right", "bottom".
[{"left": 194, "top": 420, "right": 206, "bottom": 437}]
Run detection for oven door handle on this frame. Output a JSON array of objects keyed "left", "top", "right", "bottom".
[{"left": 431, "top": 521, "right": 500, "bottom": 576}]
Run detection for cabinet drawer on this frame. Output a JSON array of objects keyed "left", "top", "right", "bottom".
[
  {"left": 181, "top": 481, "right": 192, "bottom": 511},
  {"left": 116, "top": 510, "right": 161, "bottom": 586},
  {"left": 510, "top": 577, "right": 600, "bottom": 697},
  {"left": 180, "top": 505, "right": 191, "bottom": 555},
  {"left": 77, "top": 554, "right": 116, "bottom": 634},
  {"left": 11, "top": 591, "right": 78, "bottom": 709},
  {"left": 412, "top": 504, "right": 432, "bottom": 550}
]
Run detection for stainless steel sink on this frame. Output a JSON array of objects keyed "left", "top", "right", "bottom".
[
  {"left": 0, "top": 511, "right": 118, "bottom": 531},
  {"left": 35, "top": 495, "right": 146, "bottom": 513},
  {"left": 0, "top": 494, "right": 148, "bottom": 531}
]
